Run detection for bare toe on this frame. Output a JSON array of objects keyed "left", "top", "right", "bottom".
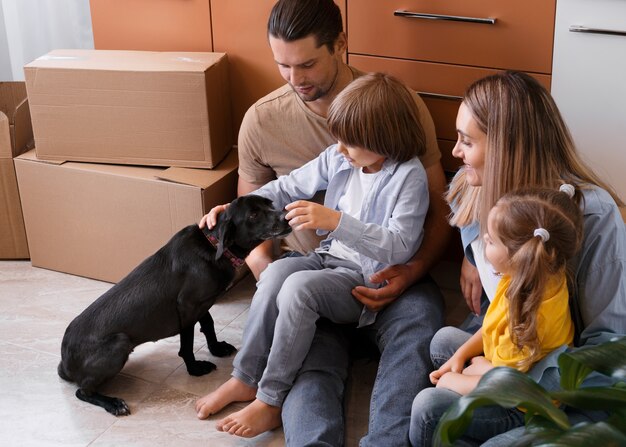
[
  {"left": 196, "top": 377, "right": 256, "bottom": 419},
  {"left": 216, "top": 399, "right": 282, "bottom": 438}
]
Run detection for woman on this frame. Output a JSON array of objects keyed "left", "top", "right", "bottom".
[{"left": 409, "top": 70, "right": 626, "bottom": 446}]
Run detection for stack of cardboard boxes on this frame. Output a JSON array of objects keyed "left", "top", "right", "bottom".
[{"left": 13, "top": 49, "right": 238, "bottom": 283}]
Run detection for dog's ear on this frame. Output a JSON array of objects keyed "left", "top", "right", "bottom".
[{"left": 215, "top": 211, "right": 234, "bottom": 260}]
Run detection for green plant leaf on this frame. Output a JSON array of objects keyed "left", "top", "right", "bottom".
[
  {"left": 434, "top": 367, "right": 569, "bottom": 446},
  {"left": 525, "top": 421, "right": 626, "bottom": 447},
  {"left": 559, "top": 337, "right": 626, "bottom": 390},
  {"left": 608, "top": 408, "right": 626, "bottom": 434},
  {"left": 550, "top": 387, "right": 626, "bottom": 411},
  {"left": 509, "top": 415, "right": 566, "bottom": 447}
]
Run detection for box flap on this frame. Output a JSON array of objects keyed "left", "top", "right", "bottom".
[
  {"left": 24, "top": 49, "right": 227, "bottom": 73},
  {"left": 0, "top": 158, "right": 29, "bottom": 258},
  {"left": 157, "top": 149, "right": 238, "bottom": 188},
  {"left": 0, "top": 82, "right": 28, "bottom": 124},
  {"left": 16, "top": 149, "right": 65, "bottom": 165},
  {"left": 0, "top": 113, "right": 10, "bottom": 159},
  {"left": 10, "top": 99, "right": 34, "bottom": 157}
]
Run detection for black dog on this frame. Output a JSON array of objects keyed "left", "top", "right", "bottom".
[{"left": 58, "top": 195, "right": 291, "bottom": 415}]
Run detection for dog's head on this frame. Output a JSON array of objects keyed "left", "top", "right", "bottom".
[{"left": 214, "top": 194, "right": 291, "bottom": 260}]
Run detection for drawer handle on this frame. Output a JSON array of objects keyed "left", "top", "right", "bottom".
[
  {"left": 569, "top": 25, "right": 626, "bottom": 37},
  {"left": 418, "top": 91, "right": 463, "bottom": 101},
  {"left": 394, "top": 10, "right": 496, "bottom": 25}
]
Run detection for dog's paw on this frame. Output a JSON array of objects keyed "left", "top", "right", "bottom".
[
  {"left": 75, "top": 389, "right": 131, "bottom": 416},
  {"left": 186, "top": 360, "right": 217, "bottom": 376},
  {"left": 107, "top": 398, "right": 131, "bottom": 416},
  {"left": 208, "top": 341, "right": 237, "bottom": 357}
]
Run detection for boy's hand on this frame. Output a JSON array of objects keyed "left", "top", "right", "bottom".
[{"left": 285, "top": 200, "right": 341, "bottom": 232}]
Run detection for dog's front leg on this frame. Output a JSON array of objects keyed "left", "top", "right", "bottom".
[
  {"left": 199, "top": 312, "right": 237, "bottom": 357},
  {"left": 178, "top": 325, "right": 217, "bottom": 376}
]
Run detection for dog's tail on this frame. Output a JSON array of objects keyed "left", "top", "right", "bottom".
[{"left": 57, "top": 361, "right": 72, "bottom": 382}]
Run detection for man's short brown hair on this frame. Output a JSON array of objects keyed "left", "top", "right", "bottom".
[{"left": 268, "top": 0, "right": 343, "bottom": 52}]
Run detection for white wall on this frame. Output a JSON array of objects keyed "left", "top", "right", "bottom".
[
  {"left": 0, "top": 0, "right": 94, "bottom": 81},
  {"left": 551, "top": 0, "right": 626, "bottom": 199}
]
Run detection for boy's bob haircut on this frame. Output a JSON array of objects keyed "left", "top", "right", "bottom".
[{"left": 327, "top": 72, "right": 426, "bottom": 163}]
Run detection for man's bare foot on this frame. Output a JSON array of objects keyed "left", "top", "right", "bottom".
[
  {"left": 216, "top": 399, "right": 282, "bottom": 438},
  {"left": 195, "top": 377, "right": 256, "bottom": 419}
]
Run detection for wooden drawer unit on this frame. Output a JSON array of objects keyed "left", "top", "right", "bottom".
[
  {"left": 348, "top": 0, "right": 556, "bottom": 74},
  {"left": 90, "top": 0, "right": 213, "bottom": 51}
]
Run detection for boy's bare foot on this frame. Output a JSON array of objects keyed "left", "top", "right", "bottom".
[
  {"left": 195, "top": 377, "right": 256, "bottom": 419},
  {"left": 216, "top": 398, "right": 282, "bottom": 438}
]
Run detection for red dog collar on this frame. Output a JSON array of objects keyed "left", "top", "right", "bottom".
[{"left": 204, "top": 232, "right": 246, "bottom": 269}]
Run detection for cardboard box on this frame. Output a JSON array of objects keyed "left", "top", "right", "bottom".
[
  {"left": 14, "top": 149, "right": 238, "bottom": 283},
  {"left": 24, "top": 49, "right": 233, "bottom": 168},
  {"left": 1, "top": 82, "right": 34, "bottom": 259}
]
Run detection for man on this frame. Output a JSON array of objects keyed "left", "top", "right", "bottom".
[{"left": 197, "top": 0, "right": 450, "bottom": 445}]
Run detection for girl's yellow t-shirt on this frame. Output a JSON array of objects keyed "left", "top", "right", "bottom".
[{"left": 482, "top": 274, "right": 574, "bottom": 372}]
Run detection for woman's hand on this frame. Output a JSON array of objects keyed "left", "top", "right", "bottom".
[
  {"left": 199, "top": 203, "right": 229, "bottom": 229},
  {"left": 285, "top": 200, "right": 341, "bottom": 232},
  {"left": 460, "top": 256, "right": 483, "bottom": 315}
]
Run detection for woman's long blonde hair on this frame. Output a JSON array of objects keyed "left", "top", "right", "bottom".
[
  {"left": 492, "top": 188, "right": 583, "bottom": 370},
  {"left": 446, "top": 71, "right": 623, "bottom": 231}
]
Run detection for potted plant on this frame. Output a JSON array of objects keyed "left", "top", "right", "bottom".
[{"left": 434, "top": 336, "right": 626, "bottom": 446}]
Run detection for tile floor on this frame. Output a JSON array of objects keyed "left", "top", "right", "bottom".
[{"left": 0, "top": 259, "right": 465, "bottom": 447}]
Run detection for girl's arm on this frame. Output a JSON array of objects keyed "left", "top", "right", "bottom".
[
  {"left": 430, "top": 329, "right": 484, "bottom": 384},
  {"left": 437, "top": 356, "right": 494, "bottom": 395},
  {"left": 436, "top": 371, "right": 483, "bottom": 396}
]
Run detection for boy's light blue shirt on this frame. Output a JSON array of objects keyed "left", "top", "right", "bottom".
[{"left": 254, "top": 144, "right": 429, "bottom": 289}]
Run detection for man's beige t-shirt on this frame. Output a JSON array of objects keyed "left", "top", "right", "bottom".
[{"left": 238, "top": 66, "right": 441, "bottom": 254}]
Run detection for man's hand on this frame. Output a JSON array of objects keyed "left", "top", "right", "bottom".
[
  {"left": 285, "top": 200, "right": 341, "bottom": 232},
  {"left": 351, "top": 263, "right": 417, "bottom": 312},
  {"left": 199, "top": 203, "right": 229, "bottom": 229},
  {"left": 460, "top": 256, "right": 483, "bottom": 315}
]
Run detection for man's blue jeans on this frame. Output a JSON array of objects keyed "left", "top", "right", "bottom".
[{"left": 281, "top": 270, "right": 444, "bottom": 446}]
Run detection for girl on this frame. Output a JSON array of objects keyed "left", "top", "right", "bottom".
[
  {"left": 429, "top": 186, "right": 582, "bottom": 398},
  {"left": 197, "top": 72, "right": 430, "bottom": 438},
  {"left": 409, "top": 70, "right": 625, "bottom": 446}
]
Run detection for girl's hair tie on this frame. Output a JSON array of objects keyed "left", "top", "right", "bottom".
[
  {"left": 559, "top": 183, "right": 576, "bottom": 198},
  {"left": 533, "top": 228, "right": 550, "bottom": 242}
]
